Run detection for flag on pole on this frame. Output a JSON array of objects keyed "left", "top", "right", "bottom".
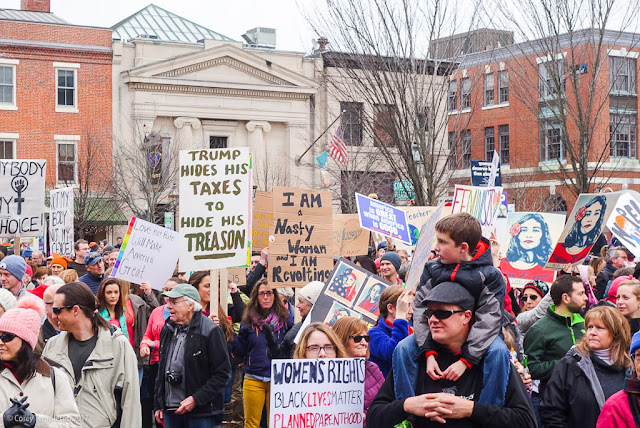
[
  {"left": 316, "top": 152, "right": 331, "bottom": 187},
  {"left": 329, "top": 126, "right": 348, "bottom": 165}
]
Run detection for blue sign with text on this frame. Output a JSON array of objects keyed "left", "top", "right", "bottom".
[{"left": 355, "top": 193, "right": 412, "bottom": 244}]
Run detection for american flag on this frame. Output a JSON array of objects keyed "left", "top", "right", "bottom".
[{"left": 329, "top": 126, "right": 348, "bottom": 165}]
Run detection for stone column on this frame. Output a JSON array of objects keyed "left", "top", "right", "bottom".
[
  {"left": 246, "top": 120, "right": 271, "bottom": 163},
  {"left": 174, "top": 117, "right": 202, "bottom": 148}
]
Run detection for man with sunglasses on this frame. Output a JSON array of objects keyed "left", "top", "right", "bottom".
[
  {"left": 78, "top": 252, "right": 106, "bottom": 295},
  {"left": 368, "top": 282, "right": 536, "bottom": 428}
]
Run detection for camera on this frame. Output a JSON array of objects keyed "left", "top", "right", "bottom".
[{"left": 166, "top": 370, "right": 183, "bottom": 384}]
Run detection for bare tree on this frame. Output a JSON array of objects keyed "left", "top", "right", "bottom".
[
  {"left": 304, "top": 0, "right": 480, "bottom": 205},
  {"left": 489, "top": 0, "right": 640, "bottom": 198}
]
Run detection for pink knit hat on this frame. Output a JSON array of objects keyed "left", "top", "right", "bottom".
[{"left": 0, "top": 294, "right": 45, "bottom": 349}]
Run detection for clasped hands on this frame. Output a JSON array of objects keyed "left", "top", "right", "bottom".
[{"left": 403, "top": 392, "right": 474, "bottom": 423}]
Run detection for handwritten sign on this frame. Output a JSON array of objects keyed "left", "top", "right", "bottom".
[
  {"left": 252, "top": 191, "right": 273, "bottom": 251},
  {"left": 395, "top": 206, "right": 439, "bottom": 251},
  {"left": 227, "top": 267, "right": 247, "bottom": 287},
  {"left": 269, "top": 187, "right": 333, "bottom": 287},
  {"left": 179, "top": 149, "right": 252, "bottom": 271},
  {"left": 355, "top": 193, "right": 411, "bottom": 244},
  {"left": 332, "top": 214, "right": 370, "bottom": 257},
  {"left": 112, "top": 217, "right": 179, "bottom": 290},
  {"left": 49, "top": 187, "right": 74, "bottom": 257},
  {"left": 405, "top": 205, "right": 444, "bottom": 291},
  {"left": 607, "top": 192, "right": 640, "bottom": 259},
  {"left": 270, "top": 358, "right": 365, "bottom": 428},
  {"left": 0, "top": 160, "right": 46, "bottom": 237},
  {"left": 450, "top": 185, "right": 503, "bottom": 238}
]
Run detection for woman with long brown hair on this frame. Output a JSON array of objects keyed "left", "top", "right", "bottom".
[{"left": 233, "top": 279, "right": 292, "bottom": 428}]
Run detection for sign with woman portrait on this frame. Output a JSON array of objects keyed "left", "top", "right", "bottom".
[
  {"left": 499, "top": 212, "right": 565, "bottom": 287},
  {"left": 545, "top": 192, "right": 623, "bottom": 270}
]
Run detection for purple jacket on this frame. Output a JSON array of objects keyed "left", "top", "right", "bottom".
[{"left": 364, "top": 360, "right": 385, "bottom": 427}]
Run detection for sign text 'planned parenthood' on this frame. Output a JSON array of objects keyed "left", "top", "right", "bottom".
[{"left": 355, "top": 193, "right": 411, "bottom": 244}]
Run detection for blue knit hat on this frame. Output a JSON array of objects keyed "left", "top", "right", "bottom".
[
  {"left": 21, "top": 247, "right": 33, "bottom": 258},
  {"left": 381, "top": 252, "right": 402, "bottom": 272},
  {"left": 0, "top": 255, "right": 26, "bottom": 282},
  {"left": 631, "top": 330, "right": 640, "bottom": 355}
]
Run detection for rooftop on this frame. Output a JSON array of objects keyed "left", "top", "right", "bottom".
[
  {"left": 0, "top": 8, "right": 68, "bottom": 25},
  {"left": 111, "top": 3, "right": 235, "bottom": 44}
]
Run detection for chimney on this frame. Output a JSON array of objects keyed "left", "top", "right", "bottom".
[{"left": 21, "top": 0, "right": 50, "bottom": 13}]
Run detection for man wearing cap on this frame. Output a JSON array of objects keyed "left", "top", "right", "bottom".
[
  {"left": 0, "top": 254, "right": 28, "bottom": 298},
  {"left": 155, "top": 283, "right": 231, "bottom": 428},
  {"left": 68, "top": 239, "right": 90, "bottom": 276},
  {"left": 281, "top": 281, "right": 324, "bottom": 357},
  {"left": 102, "top": 246, "right": 118, "bottom": 269},
  {"left": 381, "top": 252, "right": 404, "bottom": 286},
  {"left": 78, "top": 252, "right": 106, "bottom": 295},
  {"left": 369, "top": 282, "right": 536, "bottom": 427}
]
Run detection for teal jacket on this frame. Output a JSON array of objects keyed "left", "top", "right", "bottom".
[{"left": 523, "top": 305, "right": 585, "bottom": 382}]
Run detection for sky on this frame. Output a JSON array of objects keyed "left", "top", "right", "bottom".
[{"left": 1, "top": 0, "right": 318, "bottom": 52}]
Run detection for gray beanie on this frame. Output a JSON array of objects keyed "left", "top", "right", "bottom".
[
  {"left": 381, "top": 252, "right": 402, "bottom": 272},
  {"left": 0, "top": 288, "right": 16, "bottom": 312},
  {"left": 0, "top": 255, "right": 26, "bottom": 282},
  {"left": 298, "top": 281, "right": 325, "bottom": 306}
]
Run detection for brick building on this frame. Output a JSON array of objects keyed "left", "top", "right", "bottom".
[
  {"left": 0, "top": 0, "right": 124, "bottom": 243},
  {"left": 445, "top": 29, "right": 640, "bottom": 212}
]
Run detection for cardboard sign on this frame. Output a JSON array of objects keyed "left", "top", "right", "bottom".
[
  {"left": 546, "top": 192, "right": 622, "bottom": 270},
  {"left": 179, "top": 149, "right": 252, "bottom": 271},
  {"left": 252, "top": 191, "right": 273, "bottom": 251},
  {"left": 450, "top": 185, "right": 503, "bottom": 238},
  {"left": 332, "top": 214, "right": 370, "bottom": 257},
  {"left": 404, "top": 205, "right": 445, "bottom": 291},
  {"left": 227, "top": 267, "right": 247, "bottom": 287},
  {"left": 310, "top": 258, "right": 391, "bottom": 325},
  {"left": 112, "top": 217, "right": 179, "bottom": 290},
  {"left": 395, "top": 206, "right": 440, "bottom": 251},
  {"left": 269, "top": 186, "right": 334, "bottom": 287},
  {"left": 0, "top": 160, "right": 46, "bottom": 237},
  {"left": 49, "top": 187, "right": 74, "bottom": 257},
  {"left": 498, "top": 212, "right": 565, "bottom": 288},
  {"left": 355, "top": 193, "right": 411, "bottom": 244},
  {"left": 270, "top": 358, "right": 365, "bottom": 428},
  {"left": 607, "top": 192, "right": 640, "bottom": 259},
  {"left": 470, "top": 160, "right": 502, "bottom": 187}
]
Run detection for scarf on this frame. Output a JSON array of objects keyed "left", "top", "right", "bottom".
[
  {"left": 625, "top": 377, "right": 640, "bottom": 427},
  {"left": 253, "top": 311, "right": 285, "bottom": 332},
  {"left": 99, "top": 307, "right": 130, "bottom": 341}
]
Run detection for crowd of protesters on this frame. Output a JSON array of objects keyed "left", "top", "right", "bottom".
[{"left": 1, "top": 213, "right": 640, "bottom": 428}]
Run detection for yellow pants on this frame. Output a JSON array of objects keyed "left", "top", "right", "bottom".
[{"left": 243, "top": 378, "right": 270, "bottom": 428}]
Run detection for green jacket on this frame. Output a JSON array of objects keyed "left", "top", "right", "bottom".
[{"left": 523, "top": 305, "right": 585, "bottom": 382}]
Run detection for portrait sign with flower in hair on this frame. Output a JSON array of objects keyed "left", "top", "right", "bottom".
[
  {"left": 499, "top": 212, "right": 565, "bottom": 288},
  {"left": 545, "top": 192, "right": 623, "bottom": 270}
]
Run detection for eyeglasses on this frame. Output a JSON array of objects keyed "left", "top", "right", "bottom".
[
  {"left": 521, "top": 295, "right": 539, "bottom": 302},
  {"left": 258, "top": 291, "right": 274, "bottom": 298},
  {"left": 306, "top": 345, "right": 337, "bottom": 356},
  {"left": 349, "top": 334, "right": 371, "bottom": 343},
  {"left": 426, "top": 309, "right": 466, "bottom": 320},
  {"left": 633, "top": 351, "right": 640, "bottom": 360},
  {"left": 52, "top": 305, "right": 75, "bottom": 315},
  {"left": 166, "top": 298, "right": 185, "bottom": 306},
  {"left": 0, "top": 333, "right": 16, "bottom": 343}
]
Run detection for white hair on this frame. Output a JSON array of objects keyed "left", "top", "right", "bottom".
[
  {"left": 183, "top": 296, "right": 202, "bottom": 312},
  {"left": 42, "top": 275, "right": 65, "bottom": 286}
]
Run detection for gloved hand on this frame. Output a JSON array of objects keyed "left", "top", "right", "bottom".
[
  {"left": 261, "top": 323, "right": 281, "bottom": 359},
  {"left": 3, "top": 397, "right": 36, "bottom": 428}
]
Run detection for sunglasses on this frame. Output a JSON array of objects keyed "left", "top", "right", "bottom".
[
  {"left": 0, "top": 332, "right": 16, "bottom": 343},
  {"left": 52, "top": 304, "right": 75, "bottom": 315},
  {"left": 426, "top": 309, "right": 466, "bottom": 320},
  {"left": 521, "top": 295, "right": 539, "bottom": 302},
  {"left": 349, "top": 334, "right": 371, "bottom": 343}
]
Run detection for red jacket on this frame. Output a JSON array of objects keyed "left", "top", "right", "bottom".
[{"left": 597, "top": 390, "right": 635, "bottom": 428}]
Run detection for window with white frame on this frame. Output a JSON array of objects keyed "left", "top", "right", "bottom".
[
  {"left": 539, "top": 60, "right": 565, "bottom": 99},
  {"left": 56, "top": 69, "right": 76, "bottom": 108},
  {"left": 499, "top": 125, "right": 509, "bottom": 164},
  {"left": 541, "top": 122, "right": 564, "bottom": 161},
  {"left": 610, "top": 114, "right": 637, "bottom": 158},
  {"left": 461, "top": 78, "right": 471, "bottom": 109},
  {"left": 448, "top": 80, "right": 457, "bottom": 111},
  {"left": 461, "top": 129, "right": 471, "bottom": 168},
  {"left": 0, "top": 140, "right": 14, "bottom": 159},
  {"left": 498, "top": 71, "right": 509, "bottom": 103},
  {"left": 484, "top": 73, "right": 494, "bottom": 106},
  {"left": 610, "top": 56, "right": 637, "bottom": 94},
  {"left": 57, "top": 141, "right": 77, "bottom": 184},
  {"left": 484, "top": 127, "right": 495, "bottom": 160},
  {"left": 0, "top": 65, "right": 15, "bottom": 106}
]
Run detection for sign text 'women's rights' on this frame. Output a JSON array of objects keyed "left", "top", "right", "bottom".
[
  {"left": 179, "top": 149, "right": 252, "bottom": 271},
  {"left": 0, "top": 160, "right": 46, "bottom": 237},
  {"left": 355, "top": 193, "right": 411, "bottom": 244},
  {"left": 270, "top": 358, "right": 365, "bottom": 428}
]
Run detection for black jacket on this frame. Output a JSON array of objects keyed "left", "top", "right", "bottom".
[
  {"left": 540, "top": 347, "right": 626, "bottom": 428},
  {"left": 595, "top": 264, "right": 617, "bottom": 300},
  {"left": 367, "top": 350, "right": 536, "bottom": 428},
  {"left": 154, "top": 312, "right": 231, "bottom": 417},
  {"left": 281, "top": 319, "right": 305, "bottom": 358},
  {"left": 240, "top": 263, "right": 266, "bottom": 296}
]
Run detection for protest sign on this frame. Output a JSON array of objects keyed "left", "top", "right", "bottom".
[
  {"left": 332, "top": 214, "right": 370, "bottom": 257},
  {"left": 226, "top": 266, "right": 247, "bottom": 287},
  {"left": 49, "top": 187, "right": 74, "bottom": 257},
  {"left": 470, "top": 160, "right": 502, "bottom": 187},
  {"left": 112, "top": 217, "right": 179, "bottom": 290},
  {"left": 269, "top": 186, "right": 333, "bottom": 287},
  {"left": 394, "top": 180, "right": 415, "bottom": 200},
  {"left": 546, "top": 192, "right": 622, "bottom": 270},
  {"left": 499, "top": 212, "right": 565, "bottom": 288},
  {"left": 179, "top": 148, "right": 252, "bottom": 271},
  {"left": 607, "top": 192, "right": 640, "bottom": 258},
  {"left": 395, "top": 206, "right": 440, "bottom": 251},
  {"left": 355, "top": 193, "right": 411, "bottom": 245},
  {"left": 450, "top": 185, "right": 503, "bottom": 238},
  {"left": 252, "top": 191, "right": 273, "bottom": 251},
  {"left": 405, "top": 205, "right": 444, "bottom": 291},
  {"left": 0, "top": 160, "right": 46, "bottom": 237},
  {"left": 270, "top": 358, "right": 365, "bottom": 428}
]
